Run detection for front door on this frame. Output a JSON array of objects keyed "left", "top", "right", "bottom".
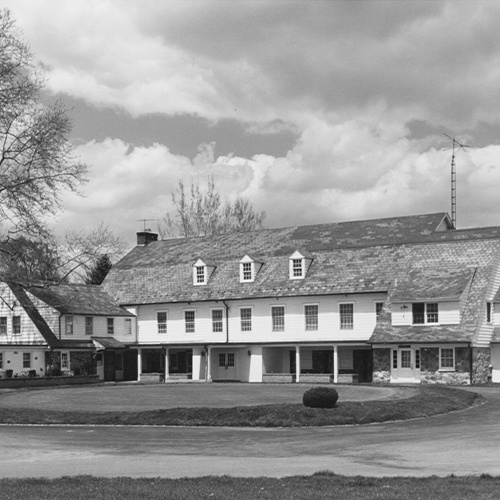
[
  {"left": 392, "top": 348, "right": 421, "bottom": 383},
  {"left": 217, "top": 352, "right": 236, "bottom": 380}
]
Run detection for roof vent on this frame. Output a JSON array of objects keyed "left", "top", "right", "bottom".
[{"left": 137, "top": 231, "right": 158, "bottom": 246}]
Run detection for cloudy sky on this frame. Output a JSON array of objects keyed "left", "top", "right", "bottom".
[{"left": 4, "top": 0, "right": 500, "bottom": 247}]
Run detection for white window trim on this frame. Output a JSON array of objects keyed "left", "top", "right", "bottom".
[
  {"left": 157, "top": 310, "right": 168, "bottom": 335},
  {"left": 60, "top": 350, "right": 70, "bottom": 371},
  {"left": 239, "top": 306, "right": 253, "bottom": 332},
  {"left": 271, "top": 304, "right": 286, "bottom": 332},
  {"left": 124, "top": 318, "right": 133, "bottom": 336},
  {"left": 289, "top": 257, "right": 304, "bottom": 280},
  {"left": 184, "top": 309, "right": 196, "bottom": 333},
  {"left": 412, "top": 302, "right": 439, "bottom": 325},
  {"left": 240, "top": 262, "right": 254, "bottom": 283},
  {"left": 339, "top": 302, "right": 355, "bottom": 330},
  {"left": 22, "top": 352, "right": 31, "bottom": 369},
  {"left": 0, "top": 317, "right": 7, "bottom": 335},
  {"left": 194, "top": 265, "right": 207, "bottom": 285},
  {"left": 211, "top": 308, "right": 225, "bottom": 333},
  {"left": 65, "top": 315, "right": 74, "bottom": 335},
  {"left": 107, "top": 317, "right": 115, "bottom": 335},
  {"left": 85, "top": 317, "right": 93, "bottom": 336},
  {"left": 439, "top": 347, "right": 455, "bottom": 371},
  {"left": 304, "top": 303, "right": 319, "bottom": 331}
]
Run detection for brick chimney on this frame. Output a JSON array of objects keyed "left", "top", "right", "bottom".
[{"left": 137, "top": 231, "right": 158, "bottom": 246}]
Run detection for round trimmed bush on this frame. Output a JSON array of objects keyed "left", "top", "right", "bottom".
[{"left": 303, "top": 386, "right": 339, "bottom": 409}]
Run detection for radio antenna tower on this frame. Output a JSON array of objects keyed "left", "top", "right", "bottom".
[
  {"left": 137, "top": 219, "right": 159, "bottom": 232},
  {"left": 444, "top": 133, "right": 469, "bottom": 229}
]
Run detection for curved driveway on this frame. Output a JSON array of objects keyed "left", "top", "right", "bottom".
[{"left": 0, "top": 385, "right": 499, "bottom": 478}]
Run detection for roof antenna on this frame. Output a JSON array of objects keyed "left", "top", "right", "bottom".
[
  {"left": 444, "top": 133, "right": 469, "bottom": 229},
  {"left": 137, "top": 219, "right": 159, "bottom": 232}
]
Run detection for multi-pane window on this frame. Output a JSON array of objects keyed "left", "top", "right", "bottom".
[
  {"left": 107, "top": 318, "right": 114, "bottom": 335},
  {"left": 125, "top": 318, "right": 132, "bottom": 336},
  {"left": 272, "top": 306, "right": 285, "bottom": 332},
  {"left": 440, "top": 348, "right": 455, "bottom": 369},
  {"left": 415, "top": 349, "right": 421, "bottom": 370},
  {"left": 185, "top": 310, "right": 195, "bottom": 333},
  {"left": 61, "top": 352, "right": 69, "bottom": 369},
  {"left": 22, "top": 352, "right": 31, "bottom": 369},
  {"left": 392, "top": 350, "right": 398, "bottom": 369},
  {"left": 85, "top": 317, "right": 93, "bottom": 335},
  {"left": 157, "top": 312, "right": 167, "bottom": 334},
  {"left": 65, "top": 316, "right": 74, "bottom": 335},
  {"left": 240, "top": 308, "right": 252, "bottom": 331},
  {"left": 0, "top": 317, "right": 6, "bottom": 335},
  {"left": 375, "top": 302, "right": 384, "bottom": 319},
  {"left": 212, "top": 309, "right": 223, "bottom": 333},
  {"left": 242, "top": 262, "right": 253, "bottom": 281},
  {"left": 305, "top": 305, "right": 318, "bottom": 331},
  {"left": 340, "top": 303, "right": 354, "bottom": 329},
  {"left": 0, "top": 352, "right": 2, "bottom": 369},
  {"left": 292, "top": 259, "right": 303, "bottom": 278},
  {"left": 412, "top": 303, "right": 439, "bottom": 324},
  {"left": 196, "top": 266, "right": 205, "bottom": 284},
  {"left": 12, "top": 316, "right": 21, "bottom": 335}
]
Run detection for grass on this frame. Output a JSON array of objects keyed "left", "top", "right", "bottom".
[
  {"left": 0, "top": 385, "right": 483, "bottom": 426},
  {"left": 0, "top": 473, "right": 499, "bottom": 499}
]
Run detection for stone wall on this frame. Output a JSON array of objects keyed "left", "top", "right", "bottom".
[
  {"left": 420, "top": 370, "right": 470, "bottom": 385},
  {"left": 421, "top": 348, "right": 439, "bottom": 371},
  {"left": 472, "top": 347, "right": 491, "bottom": 384},
  {"left": 372, "top": 349, "right": 391, "bottom": 383},
  {"left": 420, "top": 346, "right": 471, "bottom": 385}
]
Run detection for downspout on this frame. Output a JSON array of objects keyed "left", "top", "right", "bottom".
[{"left": 222, "top": 300, "right": 229, "bottom": 344}]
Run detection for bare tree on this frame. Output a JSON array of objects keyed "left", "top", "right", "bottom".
[
  {"left": 0, "top": 9, "right": 87, "bottom": 241},
  {"left": 160, "top": 177, "right": 266, "bottom": 238}
]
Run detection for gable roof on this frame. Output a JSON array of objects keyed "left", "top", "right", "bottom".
[
  {"left": 104, "top": 213, "right": 500, "bottom": 316},
  {"left": 8, "top": 283, "right": 61, "bottom": 348},
  {"left": 27, "top": 284, "right": 134, "bottom": 317}
]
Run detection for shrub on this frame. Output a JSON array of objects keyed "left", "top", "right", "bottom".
[
  {"left": 303, "top": 386, "right": 339, "bottom": 409},
  {"left": 5, "top": 369, "right": 13, "bottom": 379}
]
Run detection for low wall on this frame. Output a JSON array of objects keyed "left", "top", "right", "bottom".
[
  {"left": 263, "top": 373, "right": 296, "bottom": 383},
  {"left": 140, "top": 372, "right": 165, "bottom": 383},
  {"left": 0, "top": 375, "right": 99, "bottom": 389}
]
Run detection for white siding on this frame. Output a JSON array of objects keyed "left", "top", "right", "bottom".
[
  {"left": 392, "top": 301, "right": 460, "bottom": 326},
  {"left": 135, "top": 293, "right": 385, "bottom": 345},
  {"left": 59, "top": 315, "right": 136, "bottom": 342}
]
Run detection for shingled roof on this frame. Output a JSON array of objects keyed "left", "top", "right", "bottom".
[{"left": 27, "top": 284, "right": 134, "bottom": 317}]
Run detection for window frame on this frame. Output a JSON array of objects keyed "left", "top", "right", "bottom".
[
  {"left": 211, "top": 308, "right": 224, "bottom": 333},
  {"left": 124, "top": 318, "right": 132, "bottom": 336},
  {"left": 0, "top": 317, "right": 6, "bottom": 335},
  {"left": 65, "top": 315, "right": 74, "bottom": 335},
  {"left": 0, "top": 351, "right": 3, "bottom": 369},
  {"left": 85, "top": 317, "right": 93, "bottom": 336},
  {"left": 22, "top": 352, "right": 31, "bottom": 369},
  {"left": 184, "top": 310, "right": 196, "bottom": 333},
  {"left": 271, "top": 305, "right": 285, "bottom": 332},
  {"left": 439, "top": 347, "right": 455, "bottom": 371},
  {"left": 487, "top": 301, "right": 493, "bottom": 323},
  {"left": 375, "top": 302, "right": 384, "bottom": 320},
  {"left": 412, "top": 302, "right": 439, "bottom": 325},
  {"left": 339, "top": 303, "right": 354, "bottom": 330},
  {"left": 241, "top": 262, "right": 253, "bottom": 282},
  {"left": 157, "top": 311, "right": 168, "bottom": 335},
  {"left": 107, "top": 318, "right": 114, "bottom": 335},
  {"left": 240, "top": 307, "right": 252, "bottom": 332},
  {"left": 304, "top": 304, "right": 319, "bottom": 331},
  {"left": 61, "top": 351, "right": 69, "bottom": 370},
  {"left": 12, "top": 315, "right": 21, "bottom": 335}
]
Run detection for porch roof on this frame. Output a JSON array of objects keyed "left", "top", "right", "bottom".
[{"left": 92, "top": 337, "right": 128, "bottom": 350}]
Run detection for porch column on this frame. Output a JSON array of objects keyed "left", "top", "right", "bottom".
[
  {"left": 206, "top": 347, "right": 212, "bottom": 382},
  {"left": 333, "top": 345, "right": 338, "bottom": 383},
  {"left": 295, "top": 345, "right": 301, "bottom": 383},
  {"left": 164, "top": 347, "right": 169, "bottom": 383},
  {"left": 137, "top": 347, "right": 142, "bottom": 382}
]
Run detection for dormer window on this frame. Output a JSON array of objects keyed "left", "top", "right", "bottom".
[
  {"left": 196, "top": 266, "right": 205, "bottom": 284},
  {"left": 193, "top": 258, "right": 215, "bottom": 286},
  {"left": 242, "top": 262, "right": 253, "bottom": 281},
  {"left": 239, "top": 254, "right": 263, "bottom": 283},
  {"left": 289, "top": 250, "right": 312, "bottom": 280}
]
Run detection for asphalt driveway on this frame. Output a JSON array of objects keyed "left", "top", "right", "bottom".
[{"left": 0, "top": 385, "right": 499, "bottom": 478}]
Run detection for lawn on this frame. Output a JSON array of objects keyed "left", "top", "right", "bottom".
[
  {"left": 0, "top": 473, "right": 499, "bottom": 500},
  {"left": 0, "top": 385, "right": 483, "bottom": 426}
]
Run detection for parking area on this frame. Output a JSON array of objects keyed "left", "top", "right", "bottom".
[{"left": 0, "top": 382, "right": 413, "bottom": 412}]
